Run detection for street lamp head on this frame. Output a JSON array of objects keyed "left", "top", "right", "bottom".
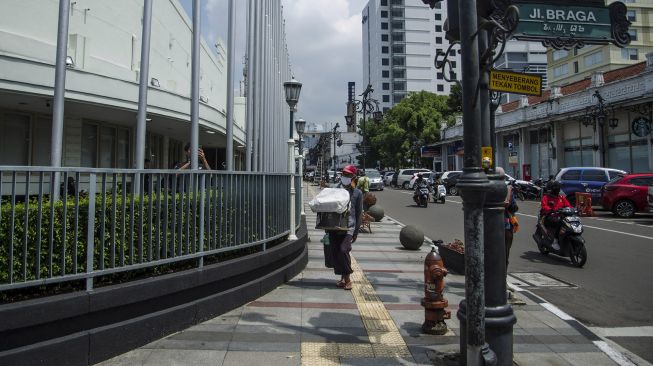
[
  {"left": 373, "top": 111, "right": 383, "bottom": 121},
  {"left": 284, "top": 77, "right": 302, "bottom": 109},
  {"left": 295, "top": 118, "right": 306, "bottom": 135},
  {"left": 345, "top": 115, "right": 354, "bottom": 126}
]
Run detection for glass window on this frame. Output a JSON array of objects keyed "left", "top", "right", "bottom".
[
  {"left": 382, "top": 46, "right": 389, "bottom": 54},
  {"left": 608, "top": 134, "right": 630, "bottom": 172},
  {"left": 381, "top": 10, "right": 388, "bottom": 18},
  {"left": 436, "top": 37, "right": 442, "bottom": 44},
  {"left": 627, "top": 10, "right": 636, "bottom": 22},
  {"left": 392, "top": 22, "right": 404, "bottom": 30},
  {"left": 383, "top": 95, "right": 390, "bottom": 102},
  {"left": 437, "top": 85, "right": 444, "bottom": 92},
  {"left": 621, "top": 48, "right": 638, "bottom": 60},
  {"left": 631, "top": 133, "right": 648, "bottom": 172},
  {"left": 553, "top": 49, "right": 568, "bottom": 61},
  {"left": 382, "top": 70, "right": 389, "bottom": 77},
  {"left": 628, "top": 29, "right": 637, "bottom": 41},
  {"left": 117, "top": 129, "right": 130, "bottom": 168},
  {"left": 561, "top": 170, "right": 581, "bottom": 180},
  {"left": 392, "top": 45, "right": 405, "bottom": 53},
  {"left": 383, "top": 82, "right": 390, "bottom": 90},
  {"left": 382, "top": 34, "right": 389, "bottom": 42},
  {"left": 381, "top": 22, "right": 388, "bottom": 30},
  {"left": 0, "top": 113, "right": 29, "bottom": 165},
  {"left": 584, "top": 51, "right": 603, "bottom": 67},
  {"left": 435, "top": 13, "right": 441, "bottom": 20},
  {"left": 81, "top": 123, "right": 98, "bottom": 167},
  {"left": 32, "top": 116, "right": 52, "bottom": 166},
  {"left": 382, "top": 58, "right": 389, "bottom": 65},
  {"left": 608, "top": 170, "right": 624, "bottom": 181},
  {"left": 553, "top": 64, "right": 569, "bottom": 77},
  {"left": 582, "top": 169, "right": 608, "bottom": 182},
  {"left": 381, "top": 0, "right": 388, "bottom": 5},
  {"left": 435, "top": 25, "right": 442, "bottom": 32},
  {"left": 99, "top": 127, "right": 116, "bottom": 168}
]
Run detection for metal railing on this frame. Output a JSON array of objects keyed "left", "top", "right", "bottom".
[{"left": 0, "top": 167, "right": 292, "bottom": 292}]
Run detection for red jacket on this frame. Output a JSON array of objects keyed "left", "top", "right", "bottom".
[{"left": 540, "top": 194, "right": 572, "bottom": 215}]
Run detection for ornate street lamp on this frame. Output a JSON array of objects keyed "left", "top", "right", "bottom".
[
  {"left": 283, "top": 77, "right": 302, "bottom": 240},
  {"left": 295, "top": 118, "right": 306, "bottom": 215},
  {"left": 345, "top": 84, "right": 382, "bottom": 169}
]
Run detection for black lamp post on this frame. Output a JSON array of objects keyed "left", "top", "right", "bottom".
[
  {"left": 331, "top": 123, "right": 341, "bottom": 182},
  {"left": 345, "top": 84, "right": 382, "bottom": 170},
  {"left": 582, "top": 90, "right": 618, "bottom": 166},
  {"left": 284, "top": 77, "right": 302, "bottom": 139}
]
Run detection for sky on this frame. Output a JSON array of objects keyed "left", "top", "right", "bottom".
[{"left": 178, "top": 0, "right": 368, "bottom": 132}]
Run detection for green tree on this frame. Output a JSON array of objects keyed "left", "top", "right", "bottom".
[{"left": 366, "top": 91, "right": 451, "bottom": 169}]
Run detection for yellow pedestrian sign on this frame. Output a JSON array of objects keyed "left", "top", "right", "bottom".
[{"left": 489, "top": 69, "right": 542, "bottom": 97}]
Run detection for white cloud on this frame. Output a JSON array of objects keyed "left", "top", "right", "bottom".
[{"left": 282, "top": 0, "right": 367, "bottom": 128}]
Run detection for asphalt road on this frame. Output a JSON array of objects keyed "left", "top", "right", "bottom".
[{"left": 371, "top": 186, "right": 653, "bottom": 363}]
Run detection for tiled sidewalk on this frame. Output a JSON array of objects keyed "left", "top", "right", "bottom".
[{"left": 98, "top": 185, "right": 626, "bottom": 366}]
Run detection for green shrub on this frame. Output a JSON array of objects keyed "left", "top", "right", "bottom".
[{"left": 0, "top": 188, "right": 273, "bottom": 285}]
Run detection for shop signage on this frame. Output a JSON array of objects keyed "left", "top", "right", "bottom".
[
  {"left": 421, "top": 145, "right": 441, "bottom": 158},
  {"left": 490, "top": 69, "right": 542, "bottom": 96},
  {"left": 632, "top": 117, "right": 651, "bottom": 137},
  {"left": 508, "top": 152, "right": 519, "bottom": 165},
  {"left": 512, "top": 1, "right": 631, "bottom": 49}
]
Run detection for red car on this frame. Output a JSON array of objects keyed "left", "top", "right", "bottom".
[{"left": 601, "top": 173, "right": 653, "bottom": 218}]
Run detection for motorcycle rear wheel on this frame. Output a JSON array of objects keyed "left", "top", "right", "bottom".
[{"left": 569, "top": 241, "right": 587, "bottom": 267}]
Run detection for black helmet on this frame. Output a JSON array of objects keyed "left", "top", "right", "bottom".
[{"left": 547, "top": 181, "right": 561, "bottom": 195}]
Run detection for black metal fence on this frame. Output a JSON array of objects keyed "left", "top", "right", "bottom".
[{"left": 0, "top": 167, "right": 294, "bottom": 292}]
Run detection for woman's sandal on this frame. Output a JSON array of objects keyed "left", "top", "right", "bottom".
[
  {"left": 343, "top": 281, "right": 353, "bottom": 290},
  {"left": 336, "top": 279, "right": 345, "bottom": 288}
]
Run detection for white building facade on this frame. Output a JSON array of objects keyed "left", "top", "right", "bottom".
[
  {"left": 0, "top": 0, "right": 246, "bottom": 170},
  {"left": 362, "top": 0, "right": 461, "bottom": 111}
]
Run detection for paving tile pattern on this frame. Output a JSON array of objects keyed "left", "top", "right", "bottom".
[{"left": 96, "top": 184, "right": 621, "bottom": 366}]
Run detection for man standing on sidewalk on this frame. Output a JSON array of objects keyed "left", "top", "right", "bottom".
[{"left": 330, "top": 165, "right": 363, "bottom": 290}]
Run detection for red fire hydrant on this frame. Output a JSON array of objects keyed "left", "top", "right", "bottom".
[{"left": 421, "top": 244, "right": 451, "bottom": 335}]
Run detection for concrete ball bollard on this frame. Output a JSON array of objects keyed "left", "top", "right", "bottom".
[
  {"left": 367, "top": 205, "right": 385, "bottom": 222},
  {"left": 400, "top": 225, "right": 424, "bottom": 250}
]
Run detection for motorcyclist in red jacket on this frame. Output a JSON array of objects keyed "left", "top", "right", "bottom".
[{"left": 540, "top": 181, "right": 572, "bottom": 250}]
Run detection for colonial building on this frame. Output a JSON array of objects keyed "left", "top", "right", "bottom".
[
  {"left": 0, "top": 0, "right": 246, "bottom": 170},
  {"left": 433, "top": 55, "right": 653, "bottom": 179}
]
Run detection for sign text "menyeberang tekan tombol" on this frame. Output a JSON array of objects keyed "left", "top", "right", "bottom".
[{"left": 489, "top": 70, "right": 542, "bottom": 97}]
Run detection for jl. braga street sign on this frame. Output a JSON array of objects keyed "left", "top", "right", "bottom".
[{"left": 512, "top": 1, "right": 632, "bottom": 49}]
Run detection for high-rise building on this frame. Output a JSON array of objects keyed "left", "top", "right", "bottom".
[
  {"left": 362, "top": 0, "right": 461, "bottom": 112},
  {"left": 494, "top": 41, "right": 548, "bottom": 103},
  {"left": 547, "top": 0, "right": 653, "bottom": 86}
]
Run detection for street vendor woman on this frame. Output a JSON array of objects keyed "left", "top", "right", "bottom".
[{"left": 329, "top": 165, "right": 363, "bottom": 290}]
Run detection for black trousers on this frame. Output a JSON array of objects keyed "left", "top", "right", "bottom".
[{"left": 328, "top": 232, "right": 353, "bottom": 276}]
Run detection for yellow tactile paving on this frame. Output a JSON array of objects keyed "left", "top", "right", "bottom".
[
  {"left": 371, "top": 344, "right": 412, "bottom": 358},
  {"left": 336, "top": 343, "right": 375, "bottom": 357},
  {"left": 367, "top": 331, "right": 406, "bottom": 345},
  {"left": 301, "top": 197, "right": 414, "bottom": 364},
  {"left": 301, "top": 342, "right": 339, "bottom": 358}
]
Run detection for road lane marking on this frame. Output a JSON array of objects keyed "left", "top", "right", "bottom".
[
  {"left": 541, "top": 303, "right": 574, "bottom": 321},
  {"left": 593, "top": 341, "right": 637, "bottom": 366},
  {"left": 428, "top": 196, "right": 653, "bottom": 239}
]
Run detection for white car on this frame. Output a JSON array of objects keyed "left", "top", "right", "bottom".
[
  {"left": 397, "top": 168, "right": 431, "bottom": 189},
  {"left": 364, "top": 169, "right": 384, "bottom": 191},
  {"left": 408, "top": 171, "right": 435, "bottom": 189},
  {"left": 383, "top": 172, "right": 394, "bottom": 186}
]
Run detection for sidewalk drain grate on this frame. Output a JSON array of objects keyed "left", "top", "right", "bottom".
[{"left": 508, "top": 272, "right": 577, "bottom": 288}]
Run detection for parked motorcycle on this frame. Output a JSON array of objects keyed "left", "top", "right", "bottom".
[
  {"left": 432, "top": 183, "right": 446, "bottom": 204},
  {"left": 532, "top": 207, "right": 587, "bottom": 267},
  {"left": 511, "top": 180, "right": 541, "bottom": 201},
  {"left": 413, "top": 183, "right": 431, "bottom": 208}
]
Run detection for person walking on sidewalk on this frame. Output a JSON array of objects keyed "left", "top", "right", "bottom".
[
  {"left": 497, "top": 167, "right": 518, "bottom": 267},
  {"left": 329, "top": 165, "right": 363, "bottom": 290}
]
